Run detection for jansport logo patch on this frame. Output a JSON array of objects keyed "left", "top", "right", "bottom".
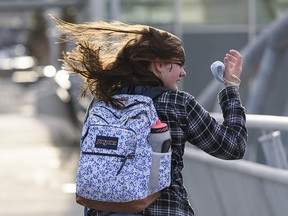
[{"left": 95, "top": 136, "right": 118, "bottom": 150}]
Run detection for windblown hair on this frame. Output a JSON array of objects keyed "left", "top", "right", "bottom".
[{"left": 52, "top": 15, "right": 185, "bottom": 108}]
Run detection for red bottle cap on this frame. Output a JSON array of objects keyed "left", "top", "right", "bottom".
[{"left": 151, "top": 120, "right": 168, "bottom": 133}]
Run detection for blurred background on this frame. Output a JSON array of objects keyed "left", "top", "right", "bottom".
[{"left": 1, "top": 0, "right": 288, "bottom": 215}]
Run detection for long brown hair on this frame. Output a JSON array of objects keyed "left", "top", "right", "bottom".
[{"left": 52, "top": 15, "right": 185, "bottom": 108}]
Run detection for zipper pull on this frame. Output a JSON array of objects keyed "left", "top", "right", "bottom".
[{"left": 116, "top": 153, "right": 135, "bottom": 176}]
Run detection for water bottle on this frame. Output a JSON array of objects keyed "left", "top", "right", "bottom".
[{"left": 149, "top": 120, "right": 171, "bottom": 153}]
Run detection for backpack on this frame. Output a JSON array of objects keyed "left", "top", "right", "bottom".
[{"left": 75, "top": 86, "right": 171, "bottom": 212}]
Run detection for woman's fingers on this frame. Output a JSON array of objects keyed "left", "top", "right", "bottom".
[
  {"left": 224, "top": 50, "right": 242, "bottom": 75},
  {"left": 223, "top": 50, "right": 243, "bottom": 87}
]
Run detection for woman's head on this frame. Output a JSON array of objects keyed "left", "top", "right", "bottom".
[{"left": 52, "top": 16, "right": 186, "bottom": 105}]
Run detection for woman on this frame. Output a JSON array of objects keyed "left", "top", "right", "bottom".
[{"left": 53, "top": 16, "right": 247, "bottom": 216}]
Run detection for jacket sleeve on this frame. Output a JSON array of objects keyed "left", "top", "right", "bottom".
[{"left": 185, "top": 86, "right": 247, "bottom": 160}]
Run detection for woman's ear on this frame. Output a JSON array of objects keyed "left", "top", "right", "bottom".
[{"left": 151, "top": 59, "right": 163, "bottom": 74}]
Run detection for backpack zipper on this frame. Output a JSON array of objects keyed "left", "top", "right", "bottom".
[
  {"left": 91, "top": 114, "right": 109, "bottom": 124},
  {"left": 116, "top": 153, "right": 135, "bottom": 175},
  {"left": 82, "top": 152, "right": 135, "bottom": 175}
]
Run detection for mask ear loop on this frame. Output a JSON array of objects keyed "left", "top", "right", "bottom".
[
  {"left": 210, "top": 61, "right": 241, "bottom": 87},
  {"left": 225, "top": 74, "right": 241, "bottom": 87}
]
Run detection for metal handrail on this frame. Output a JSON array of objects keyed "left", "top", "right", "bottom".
[
  {"left": 211, "top": 112, "right": 288, "bottom": 131},
  {"left": 184, "top": 147, "right": 288, "bottom": 185}
]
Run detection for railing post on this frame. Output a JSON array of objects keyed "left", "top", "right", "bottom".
[{"left": 258, "top": 131, "right": 288, "bottom": 169}]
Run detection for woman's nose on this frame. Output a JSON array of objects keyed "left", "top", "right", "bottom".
[{"left": 181, "top": 68, "right": 186, "bottom": 77}]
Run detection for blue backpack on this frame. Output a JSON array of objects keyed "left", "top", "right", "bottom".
[{"left": 76, "top": 86, "right": 171, "bottom": 203}]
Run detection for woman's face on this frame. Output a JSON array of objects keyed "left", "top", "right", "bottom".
[{"left": 156, "top": 62, "right": 186, "bottom": 90}]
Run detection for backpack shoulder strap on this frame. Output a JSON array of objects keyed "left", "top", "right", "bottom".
[
  {"left": 83, "top": 97, "right": 96, "bottom": 123},
  {"left": 84, "top": 86, "right": 167, "bottom": 122},
  {"left": 118, "top": 85, "right": 168, "bottom": 99}
]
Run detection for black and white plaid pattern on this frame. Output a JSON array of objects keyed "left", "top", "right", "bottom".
[{"left": 90, "top": 86, "right": 247, "bottom": 216}]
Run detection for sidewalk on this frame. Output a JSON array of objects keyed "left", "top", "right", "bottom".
[{"left": 0, "top": 78, "right": 83, "bottom": 216}]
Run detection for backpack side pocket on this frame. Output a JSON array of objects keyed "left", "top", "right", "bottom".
[{"left": 148, "top": 151, "right": 171, "bottom": 195}]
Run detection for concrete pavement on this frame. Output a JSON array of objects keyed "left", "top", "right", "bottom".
[{"left": 0, "top": 78, "right": 83, "bottom": 216}]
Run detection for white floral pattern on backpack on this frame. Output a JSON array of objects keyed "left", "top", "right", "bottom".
[{"left": 76, "top": 94, "right": 171, "bottom": 202}]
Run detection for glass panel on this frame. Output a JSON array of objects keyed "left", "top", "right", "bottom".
[
  {"left": 120, "top": 0, "right": 250, "bottom": 25},
  {"left": 106, "top": 0, "right": 281, "bottom": 31},
  {"left": 182, "top": 0, "right": 249, "bottom": 25},
  {"left": 257, "top": 0, "right": 283, "bottom": 25},
  {"left": 120, "top": 0, "right": 174, "bottom": 24}
]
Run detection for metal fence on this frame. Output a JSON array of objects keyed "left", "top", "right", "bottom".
[{"left": 183, "top": 113, "right": 288, "bottom": 216}]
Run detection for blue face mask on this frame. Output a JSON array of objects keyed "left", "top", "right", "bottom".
[
  {"left": 210, "top": 61, "right": 225, "bottom": 83},
  {"left": 210, "top": 61, "right": 240, "bottom": 87}
]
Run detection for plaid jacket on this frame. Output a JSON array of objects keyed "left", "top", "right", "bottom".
[{"left": 89, "top": 86, "right": 247, "bottom": 216}]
